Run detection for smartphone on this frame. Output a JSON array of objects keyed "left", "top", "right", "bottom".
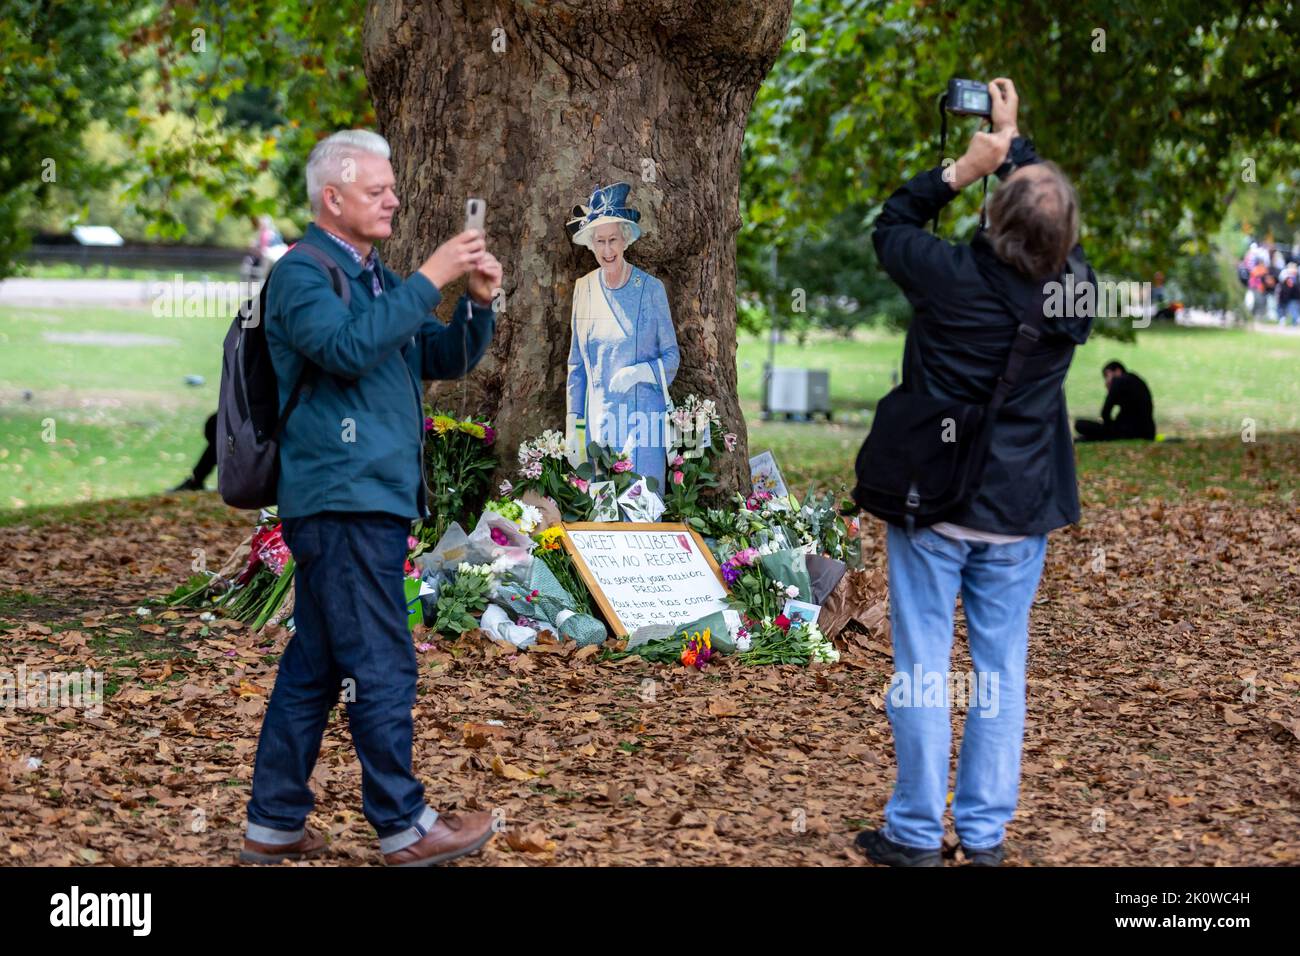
[{"left": 465, "top": 198, "right": 485, "bottom": 234}]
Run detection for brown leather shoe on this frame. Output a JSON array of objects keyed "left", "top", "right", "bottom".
[
  {"left": 383, "top": 811, "right": 495, "bottom": 867},
  {"left": 239, "top": 827, "right": 327, "bottom": 864}
]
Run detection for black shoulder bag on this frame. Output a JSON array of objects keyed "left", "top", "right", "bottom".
[{"left": 850, "top": 293, "right": 1048, "bottom": 531}]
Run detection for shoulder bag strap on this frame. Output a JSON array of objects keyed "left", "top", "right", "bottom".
[{"left": 271, "top": 244, "right": 352, "bottom": 438}]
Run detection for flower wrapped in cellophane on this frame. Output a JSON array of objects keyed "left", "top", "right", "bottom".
[{"left": 492, "top": 559, "right": 607, "bottom": 647}]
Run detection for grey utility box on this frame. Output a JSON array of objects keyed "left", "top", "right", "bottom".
[{"left": 766, "top": 367, "right": 831, "bottom": 420}]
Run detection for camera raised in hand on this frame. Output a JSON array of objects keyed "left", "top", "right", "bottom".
[{"left": 946, "top": 78, "right": 991, "bottom": 118}]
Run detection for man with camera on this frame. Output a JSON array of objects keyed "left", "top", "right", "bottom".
[
  {"left": 240, "top": 130, "right": 503, "bottom": 867},
  {"left": 855, "top": 79, "right": 1095, "bottom": 866}
]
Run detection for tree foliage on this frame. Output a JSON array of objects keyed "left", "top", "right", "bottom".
[
  {"left": 742, "top": 0, "right": 1300, "bottom": 316},
  {"left": 0, "top": 0, "right": 140, "bottom": 273}
]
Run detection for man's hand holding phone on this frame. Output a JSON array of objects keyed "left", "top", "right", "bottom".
[
  {"left": 418, "top": 230, "right": 486, "bottom": 291},
  {"left": 467, "top": 252, "right": 502, "bottom": 307}
]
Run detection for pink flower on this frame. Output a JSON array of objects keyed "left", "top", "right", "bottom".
[
  {"left": 424, "top": 417, "right": 435, "bottom": 433},
  {"left": 724, "top": 432, "right": 737, "bottom": 452},
  {"left": 612, "top": 459, "right": 632, "bottom": 474},
  {"left": 575, "top": 477, "right": 589, "bottom": 492},
  {"left": 490, "top": 528, "right": 510, "bottom": 546},
  {"left": 407, "top": 536, "right": 419, "bottom": 550},
  {"left": 672, "top": 470, "right": 684, "bottom": 485},
  {"left": 672, "top": 454, "right": 684, "bottom": 467},
  {"left": 482, "top": 425, "right": 496, "bottom": 445}
]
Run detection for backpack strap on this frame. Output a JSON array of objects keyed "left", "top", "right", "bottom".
[
  {"left": 986, "top": 289, "right": 1049, "bottom": 417},
  {"left": 268, "top": 242, "right": 353, "bottom": 438}
]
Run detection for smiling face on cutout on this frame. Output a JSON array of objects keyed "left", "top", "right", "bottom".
[{"left": 590, "top": 222, "right": 628, "bottom": 282}]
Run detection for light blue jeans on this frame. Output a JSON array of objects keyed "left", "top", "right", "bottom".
[{"left": 882, "top": 523, "right": 1047, "bottom": 850}]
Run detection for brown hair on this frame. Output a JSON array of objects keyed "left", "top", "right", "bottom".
[{"left": 986, "top": 162, "right": 1079, "bottom": 279}]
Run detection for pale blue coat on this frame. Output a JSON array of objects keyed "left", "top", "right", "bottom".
[{"left": 566, "top": 265, "right": 680, "bottom": 490}]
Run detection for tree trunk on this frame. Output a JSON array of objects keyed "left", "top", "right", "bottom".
[{"left": 362, "top": 0, "right": 791, "bottom": 496}]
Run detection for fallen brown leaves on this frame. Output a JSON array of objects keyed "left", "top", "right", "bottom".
[{"left": 0, "top": 494, "right": 1296, "bottom": 866}]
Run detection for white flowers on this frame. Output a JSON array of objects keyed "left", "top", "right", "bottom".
[
  {"left": 771, "top": 578, "right": 799, "bottom": 599},
  {"left": 517, "top": 429, "right": 567, "bottom": 477},
  {"left": 516, "top": 503, "right": 544, "bottom": 535},
  {"left": 806, "top": 622, "right": 839, "bottom": 664},
  {"left": 736, "top": 633, "right": 753, "bottom": 653}
]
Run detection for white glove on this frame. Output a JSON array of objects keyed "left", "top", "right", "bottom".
[
  {"left": 609, "top": 363, "right": 655, "bottom": 393},
  {"left": 565, "top": 416, "right": 585, "bottom": 467}
]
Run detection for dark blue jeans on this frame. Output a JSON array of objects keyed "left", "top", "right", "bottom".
[{"left": 245, "top": 511, "right": 438, "bottom": 854}]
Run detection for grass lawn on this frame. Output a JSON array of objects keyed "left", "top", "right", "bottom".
[
  {"left": 0, "top": 304, "right": 225, "bottom": 509},
  {"left": 740, "top": 324, "right": 1300, "bottom": 501},
  {"left": 1, "top": 301, "right": 1297, "bottom": 514}
]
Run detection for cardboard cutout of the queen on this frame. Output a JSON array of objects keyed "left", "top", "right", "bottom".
[{"left": 564, "top": 182, "right": 680, "bottom": 492}]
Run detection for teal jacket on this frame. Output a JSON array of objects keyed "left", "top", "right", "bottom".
[{"left": 266, "top": 224, "right": 495, "bottom": 520}]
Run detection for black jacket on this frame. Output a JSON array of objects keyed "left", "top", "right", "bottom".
[
  {"left": 872, "top": 154, "right": 1094, "bottom": 535},
  {"left": 1103, "top": 372, "right": 1156, "bottom": 439}
]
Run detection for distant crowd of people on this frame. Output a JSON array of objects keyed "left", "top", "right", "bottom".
[{"left": 1238, "top": 240, "right": 1300, "bottom": 326}]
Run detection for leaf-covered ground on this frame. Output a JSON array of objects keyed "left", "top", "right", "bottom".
[{"left": 0, "top": 441, "right": 1297, "bottom": 866}]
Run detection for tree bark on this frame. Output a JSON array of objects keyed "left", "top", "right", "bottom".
[{"left": 363, "top": 0, "right": 791, "bottom": 496}]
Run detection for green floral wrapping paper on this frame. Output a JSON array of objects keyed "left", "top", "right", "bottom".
[{"left": 494, "top": 558, "right": 608, "bottom": 647}]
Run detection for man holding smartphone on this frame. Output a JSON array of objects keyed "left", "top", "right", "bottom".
[{"left": 241, "top": 129, "right": 503, "bottom": 867}]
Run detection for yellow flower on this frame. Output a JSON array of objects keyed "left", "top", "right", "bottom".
[
  {"left": 701, "top": 628, "right": 711, "bottom": 649},
  {"left": 459, "top": 421, "right": 486, "bottom": 439},
  {"left": 432, "top": 415, "right": 457, "bottom": 435},
  {"left": 537, "top": 525, "right": 566, "bottom": 551}
]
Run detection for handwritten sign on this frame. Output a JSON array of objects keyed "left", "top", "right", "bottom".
[{"left": 561, "top": 522, "right": 729, "bottom": 635}]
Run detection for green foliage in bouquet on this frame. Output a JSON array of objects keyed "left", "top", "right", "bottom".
[
  {"left": 533, "top": 527, "right": 595, "bottom": 618},
  {"left": 660, "top": 433, "right": 720, "bottom": 521},
  {"left": 658, "top": 395, "right": 730, "bottom": 520},
  {"left": 420, "top": 411, "right": 498, "bottom": 547},
  {"left": 513, "top": 430, "right": 592, "bottom": 521},
  {"left": 431, "top": 567, "right": 491, "bottom": 636},
  {"left": 165, "top": 574, "right": 217, "bottom": 609},
  {"left": 574, "top": 442, "right": 658, "bottom": 497},
  {"left": 218, "top": 557, "right": 296, "bottom": 631}
]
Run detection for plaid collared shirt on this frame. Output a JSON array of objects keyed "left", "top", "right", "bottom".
[{"left": 320, "top": 228, "right": 384, "bottom": 297}]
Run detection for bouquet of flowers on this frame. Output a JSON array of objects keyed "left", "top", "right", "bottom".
[
  {"left": 532, "top": 525, "right": 594, "bottom": 617},
  {"left": 483, "top": 497, "right": 545, "bottom": 535},
  {"left": 514, "top": 430, "right": 593, "bottom": 520},
  {"left": 420, "top": 410, "right": 497, "bottom": 547},
  {"left": 431, "top": 561, "right": 500, "bottom": 635},
  {"left": 739, "top": 615, "right": 840, "bottom": 666},
  {"left": 216, "top": 518, "right": 296, "bottom": 630},
  {"left": 493, "top": 559, "right": 607, "bottom": 646},
  {"left": 785, "top": 485, "right": 858, "bottom": 565}
]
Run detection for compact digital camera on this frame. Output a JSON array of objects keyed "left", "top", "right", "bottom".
[{"left": 946, "top": 78, "right": 992, "bottom": 118}]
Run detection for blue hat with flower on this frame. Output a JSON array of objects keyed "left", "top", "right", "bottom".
[{"left": 566, "top": 182, "right": 642, "bottom": 248}]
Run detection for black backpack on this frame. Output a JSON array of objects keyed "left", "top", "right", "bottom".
[
  {"left": 216, "top": 243, "right": 350, "bottom": 509},
  {"left": 850, "top": 292, "right": 1048, "bottom": 531}
]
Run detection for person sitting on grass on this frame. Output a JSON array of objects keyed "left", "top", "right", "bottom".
[{"left": 1074, "top": 361, "right": 1156, "bottom": 442}]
